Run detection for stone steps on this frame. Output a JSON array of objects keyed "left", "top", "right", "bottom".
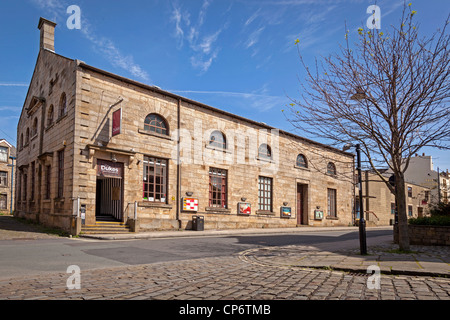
[{"left": 81, "top": 217, "right": 131, "bottom": 234}]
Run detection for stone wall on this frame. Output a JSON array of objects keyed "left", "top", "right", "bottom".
[{"left": 394, "top": 225, "right": 450, "bottom": 246}]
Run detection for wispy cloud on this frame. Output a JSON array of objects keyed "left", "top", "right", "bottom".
[
  {"left": 0, "top": 83, "right": 28, "bottom": 87},
  {"left": 170, "top": 86, "right": 286, "bottom": 112},
  {"left": 244, "top": 8, "right": 261, "bottom": 27},
  {"left": 245, "top": 26, "right": 265, "bottom": 49},
  {"left": 170, "top": 0, "right": 226, "bottom": 73},
  {"left": 30, "top": 0, "right": 149, "bottom": 82},
  {"left": 80, "top": 21, "right": 149, "bottom": 81}
]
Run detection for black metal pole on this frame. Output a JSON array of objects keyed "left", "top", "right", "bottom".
[{"left": 356, "top": 144, "right": 367, "bottom": 255}]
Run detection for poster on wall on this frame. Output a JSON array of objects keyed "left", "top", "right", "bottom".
[
  {"left": 183, "top": 198, "right": 199, "bottom": 212},
  {"left": 280, "top": 206, "right": 292, "bottom": 218},
  {"left": 238, "top": 202, "right": 251, "bottom": 215},
  {"left": 314, "top": 209, "right": 324, "bottom": 220}
]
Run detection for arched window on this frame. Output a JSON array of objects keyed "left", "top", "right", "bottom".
[
  {"left": 296, "top": 154, "right": 308, "bottom": 168},
  {"left": 209, "top": 130, "right": 226, "bottom": 149},
  {"left": 327, "top": 162, "right": 337, "bottom": 175},
  {"left": 59, "top": 92, "right": 67, "bottom": 117},
  {"left": 144, "top": 113, "right": 169, "bottom": 135},
  {"left": 32, "top": 118, "right": 38, "bottom": 137},
  {"left": 25, "top": 128, "right": 30, "bottom": 145},
  {"left": 47, "top": 105, "right": 54, "bottom": 126},
  {"left": 258, "top": 143, "right": 272, "bottom": 159},
  {"left": 20, "top": 133, "right": 23, "bottom": 149}
]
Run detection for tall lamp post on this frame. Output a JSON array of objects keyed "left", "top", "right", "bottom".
[{"left": 344, "top": 143, "right": 367, "bottom": 255}]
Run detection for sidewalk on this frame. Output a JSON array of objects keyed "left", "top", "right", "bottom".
[{"left": 240, "top": 243, "right": 450, "bottom": 278}]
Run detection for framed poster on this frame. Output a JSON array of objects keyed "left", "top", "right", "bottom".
[
  {"left": 314, "top": 210, "right": 324, "bottom": 220},
  {"left": 182, "top": 198, "right": 199, "bottom": 212},
  {"left": 238, "top": 202, "right": 251, "bottom": 215},
  {"left": 280, "top": 206, "right": 292, "bottom": 218}
]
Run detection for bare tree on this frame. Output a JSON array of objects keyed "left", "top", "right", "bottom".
[{"left": 286, "top": 3, "right": 450, "bottom": 250}]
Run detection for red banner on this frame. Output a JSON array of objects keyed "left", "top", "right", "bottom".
[{"left": 112, "top": 108, "right": 122, "bottom": 137}]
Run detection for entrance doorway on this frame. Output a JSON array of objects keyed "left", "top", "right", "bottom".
[
  {"left": 297, "top": 184, "right": 308, "bottom": 225},
  {"left": 96, "top": 160, "right": 124, "bottom": 222}
]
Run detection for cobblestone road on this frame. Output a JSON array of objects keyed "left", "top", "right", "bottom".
[{"left": 1, "top": 254, "right": 449, "bottom": 301}]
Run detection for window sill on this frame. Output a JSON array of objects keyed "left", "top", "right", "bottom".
[
  {"left": 30, "top": 134, "right": 38, "bottom": 142},
  {"left": 56, "top": 113, "right": 68, "bottom": 124},
  {"left": 204, "top": 144, "right": 232, "bottom": 154},
  {"left": 54, "top": 197, "right": 65, "bottom": 202},
  {"left": 138, "top": 201, "right": 172, "bottom": 209},
  {"left": 294, "top": 165, "right": 310, "bottom": 171},
  {"left": 45, "top": 123, "right": 54, "bottom": 132},
  {"left": 255, "top": 156, "right": 275, "bottom": 164},
  {"left": 326, "top": 216, "right": 338, "bottom": 220},
  {"left": 256, "top": 210, "right": 275, "bottom": 216},
  {"left": 138, "top": 129, "right": 172, "bottom": 140},
  {"left": 205, "top": 207, "right": 231, "bottom": 214}
]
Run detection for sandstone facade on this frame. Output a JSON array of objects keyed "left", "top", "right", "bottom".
[
  {"left": 0, "top": 139, "right": 15, "bottom": 214},
  {"left": 360, "top": 171, "right": 430, "bottom": 226},
  {"left": 14, "top": 18, "right": 355, "bottom": 234}
]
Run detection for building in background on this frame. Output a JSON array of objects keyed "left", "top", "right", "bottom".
[
  {"left": 356, "top": 170, "right": 431, "bottom": 226},
  {"left": 401, "top": 154, "right": 449, "bottom": 206},
  {"left": 0, "top": 139, "right": 16, "bottom": 214}
]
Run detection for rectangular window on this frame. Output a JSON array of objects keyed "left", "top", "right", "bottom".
[
  {"left": 58, "top": 150, "right": 64, "bottom": 198},
  {"left": 209, "top": 168, "right": 227, "bottom": 208},
  {"left": 391, "top": 202, "right": 396, "bottom": 215},
  {"left": 0, "top": 147, "right": 8, "bottom": 162},
  {"left": 327, "top": 188, "right": 337, "bottom": 217},
  {"left": 23, "top": 173, "right": 27, "bottom": 201},
  {"left": 45, "top": 165, "right": 51, "bottom": 200},
  {"left": 424, "top": 191, "right": 429, "bottom": 202},
  {"left": 0, "top": 194, "right": 6, "bottom": 210},
  {"left": 0, "top": 171, "right": 7, "bottom": 187},
  {"left": 143, "top": 156, "right": 167, "bottom": 203},
  {"left": 258, "top": 176, "right": 273, "bottom": 212},
  {"left": 408, "top": 205, "right": 413, "bottom": 217},
  {"left": 407, "top": 186, "right": 413, "bottom": 198}
]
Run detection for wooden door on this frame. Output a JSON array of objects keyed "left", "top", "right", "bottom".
[{"left": 297, "top": 184, "right": 303, "bottom": 225}]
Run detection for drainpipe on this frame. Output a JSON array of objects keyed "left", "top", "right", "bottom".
[{"left": 176, "top": 98, "right": 181, "bottom": 229}]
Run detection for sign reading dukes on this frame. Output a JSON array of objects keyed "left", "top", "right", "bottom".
[{"left": 97, "top": 159, "right": 122, "bottom": 178}]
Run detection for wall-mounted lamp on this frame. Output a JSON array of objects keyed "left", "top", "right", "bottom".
[
  {"left": 186, "top": 191, "right": 193, "bottom": 197},
  {"left": 241, "top": 197, "right": 247, "bottom": 202},
  {"left": 283, "top": 202, "right": 288, "bottom": 206},
  {"left": 111, "top": 153, "right": 117, "bottom": 162}
]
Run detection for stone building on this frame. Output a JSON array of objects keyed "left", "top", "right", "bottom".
[
  {"left": 358, "top": 171, "right": 430, "bottom": 226},
  {"left": 0, "top": 139, "right": 16, "bottom": 214},
  {"left": 14, "top": 18, "right": 355, "bottom": 235},
  {"left": 400, "top": 154, "right": 449, "bottom": 206}
]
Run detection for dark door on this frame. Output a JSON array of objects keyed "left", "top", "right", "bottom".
[{"left": 297, "top": 184, "right": 303, "bottom": 225}]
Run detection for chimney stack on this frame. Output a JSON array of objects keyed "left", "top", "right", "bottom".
[{"left": 38, "top": 17, "right": 57, "bottom": 52}]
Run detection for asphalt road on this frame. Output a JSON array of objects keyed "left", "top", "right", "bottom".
[{"left": 0, "top": 227, "right": 392, "bottom": 279}]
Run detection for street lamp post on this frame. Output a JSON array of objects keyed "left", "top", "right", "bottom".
[{"left": 344, "top": 143, "right": 367, "bottom": 255}]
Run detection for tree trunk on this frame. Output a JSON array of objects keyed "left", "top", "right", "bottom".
[{"left": 395, "top": 172, "right": 410, "bottom": 251}]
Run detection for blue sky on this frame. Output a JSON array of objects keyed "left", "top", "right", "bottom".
[{"left": 0, "top": 0, "right": 449, "bottom": 170}]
